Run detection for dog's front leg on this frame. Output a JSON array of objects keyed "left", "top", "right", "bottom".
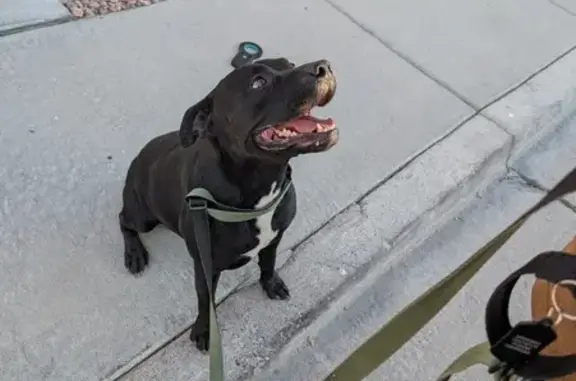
[
  {"left": 258, "top": 233, "right": 290, "bottom": 300},
  {"left": 189, "top": 255, "right": 221, "bottom": 352}
]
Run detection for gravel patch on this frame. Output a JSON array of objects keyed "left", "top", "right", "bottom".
[{"left": 61, "top": 0, "right": 165, "bottom": 18}]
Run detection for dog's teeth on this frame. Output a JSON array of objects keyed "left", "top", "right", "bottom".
[
  {"left": 315, "top": 142, "right": 320, "bottom": 147},
  {"left": 316, "top": 123, "right": 324, "bottom": 132},
  {"left": 275, "top": 127, "right": 302, "bottom": 138},
  {"left": 276, "top": 128, "right": 298, "bottom": 138}
]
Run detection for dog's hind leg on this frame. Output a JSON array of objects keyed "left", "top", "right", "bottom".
[{"left": 119, "top": 189, "right": 159, "bottom": 274}]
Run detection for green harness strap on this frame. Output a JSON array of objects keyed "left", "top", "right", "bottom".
[
  {"left": 185, "top": 178, "right": 292, "bottom": 381},
  {"left": 323, "top": 166, "right": 576, "bottom": 381},
  {"left": 437, "top": 342, "right": 498, "bottom": 380},
  {"left": 186, "top": 179, "right": 292, "bottom": 223},
  {"left": 437, "top": 341, "right": 520, "bottom": 381}
]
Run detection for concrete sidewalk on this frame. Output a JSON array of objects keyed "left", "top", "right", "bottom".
[{"left": 0, "top": 0, "right": 575, "bottom": 380}]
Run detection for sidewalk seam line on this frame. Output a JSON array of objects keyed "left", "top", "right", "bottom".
[
  {"left": 476, "top": 44, "right": 576, "bottom": 113},
  {"left": 511, "top": 169, "right": 576, "bottom": 213},
  {"left": 0, "top": 16, "right": 72, "bottom": 38},
  {"left": 321, "top": 0, "right": 477, "bottom": 110},
  {"left": 322, "top": 0, "right": 576, "bottom": 118},
  {"left": 549, "top": 0, "right": 576, "bottom": 17}
]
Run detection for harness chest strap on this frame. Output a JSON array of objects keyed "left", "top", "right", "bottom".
[{"left": 185, "top": 178, "right": 292, "bottom": 223}]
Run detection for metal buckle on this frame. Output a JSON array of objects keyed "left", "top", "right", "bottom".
[{"left": 186, "top": 197, "right": 208, "bottom": 211}]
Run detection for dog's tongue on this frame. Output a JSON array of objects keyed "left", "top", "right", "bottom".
[{"left": 288, "top": 115, "right": 334, "bottom": 133}]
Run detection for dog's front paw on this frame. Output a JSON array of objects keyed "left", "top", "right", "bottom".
[
  {"left": 190, "top": 321, "right": 209, "bottom": 352},
  {"left": 124, "top": 238, "right": 149, "bottom": 274},
  {"left": 260, "top": 272, "right": 290, "bottom": 300}
]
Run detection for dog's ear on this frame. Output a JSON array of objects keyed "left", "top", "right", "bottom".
[{"left": 179, "top": 94, "right": 213, "bottom": 148}]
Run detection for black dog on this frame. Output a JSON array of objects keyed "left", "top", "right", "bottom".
[{"left": 119, "top": 57, "right": 338, "bottom": 351}]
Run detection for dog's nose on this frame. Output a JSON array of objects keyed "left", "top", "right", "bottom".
[{"left": 302, "top": 60, "right": 332, "bottom": 78}]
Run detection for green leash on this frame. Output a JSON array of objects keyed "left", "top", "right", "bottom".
[{"left": 185, "top": 176, "right": 292, "bottom": 381}]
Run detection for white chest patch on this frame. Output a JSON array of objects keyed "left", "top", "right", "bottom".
[{"left": 242, "top": 182, "right": 280, "bottom": 259}]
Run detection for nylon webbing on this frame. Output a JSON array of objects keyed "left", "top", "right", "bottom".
[{"left": 185, "top": 179, "right": 292, "bottom": 223}]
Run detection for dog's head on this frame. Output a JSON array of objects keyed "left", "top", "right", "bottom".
[{"left": 179, "top": 57, "right": 338, "bottom": 161}]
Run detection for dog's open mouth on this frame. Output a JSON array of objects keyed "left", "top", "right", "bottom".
[{"left": 254, "top": 111, "right": 337, "bottom": 152}]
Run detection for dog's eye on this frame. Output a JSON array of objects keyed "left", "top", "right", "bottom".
[{"left": 251, "top": 76, "right": 267, "bottom": 90}]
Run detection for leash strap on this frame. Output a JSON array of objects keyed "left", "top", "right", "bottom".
[
  {"left": 185, "top": 176, "right": 292, "bottom": 381},
  {"left": 437, "top": 342, "right": 502, "bottom": 381},
  {"left": 323, "top": 166, "right": 576, "bottom": 381},
  {"left": 189, "top": 205, "right": 224, "bottom": 380}
]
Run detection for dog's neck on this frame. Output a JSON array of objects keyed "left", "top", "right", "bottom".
[{"left": 215, "top": 142, "right": 290, "bottom": 208}]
